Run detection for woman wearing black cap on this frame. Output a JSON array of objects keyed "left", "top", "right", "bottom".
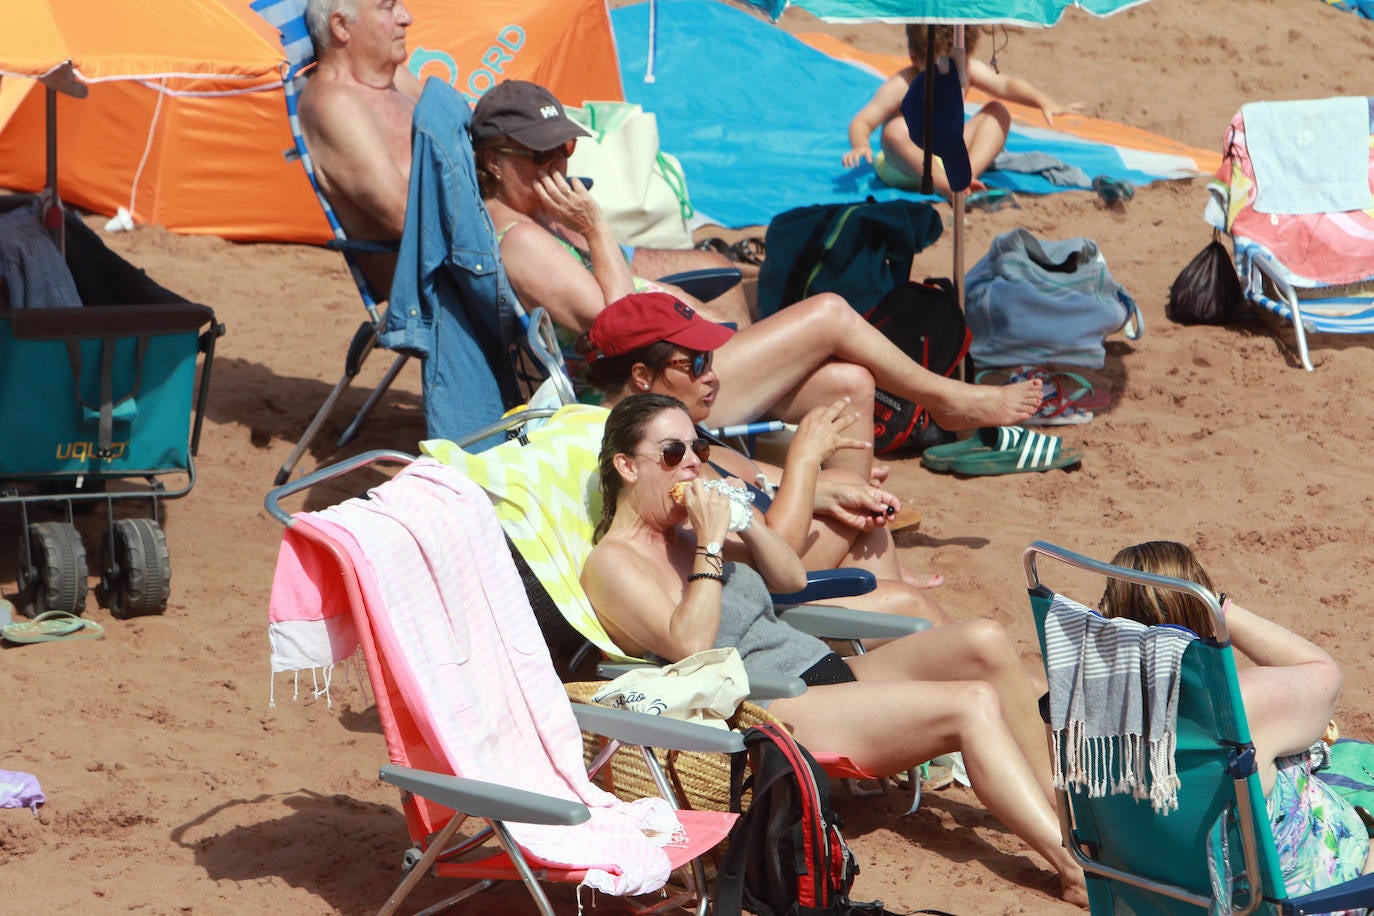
[{"left": 470, "top": 79, "right": 1045, "bottom": 464}]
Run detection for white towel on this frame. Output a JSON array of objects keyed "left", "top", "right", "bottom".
[
  {"left": 1243, "top": 97, "right": 1372, "bottom": 215},
  {"left": 1045, "top": 595, "right": 1196, "bottom": 814}
]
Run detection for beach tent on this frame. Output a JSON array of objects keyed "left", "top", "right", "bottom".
[{"left": 0, "top": 0, "right": 622, "bottom": 244}]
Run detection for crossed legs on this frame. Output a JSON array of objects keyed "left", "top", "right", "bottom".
[{"left": 709, "top": 292, "right": 1041, "bottom": 437}]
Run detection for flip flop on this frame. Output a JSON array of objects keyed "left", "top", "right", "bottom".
[
  {"left": 727, "top": 237, "right": 766, "bottom": 266},
  {"left": 976, "top": 366, "right": 1112, "bottom": 413},
  {"left": 1092, "top": 176, "right": 1135, "bottom": 206},
  {"left": 948, "top": 432, "right": 1082, "bottom": 476},
  {"left": 1, "top": 610, "right": 104, "bottom": 645},
  {"left": 920, "top": 426, "right": 1028, "bottom": 472}
]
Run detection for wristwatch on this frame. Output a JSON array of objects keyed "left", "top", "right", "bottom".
[{"left": 701, "top": 541, "right": 723, "bottom": 558}]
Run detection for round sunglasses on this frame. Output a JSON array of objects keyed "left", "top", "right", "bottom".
[
  {"left": 637, "top": 437, "right": 711, "bottom": 468},
  {"left": 663, "top": 350, "right": 714, "bottom": 380}
]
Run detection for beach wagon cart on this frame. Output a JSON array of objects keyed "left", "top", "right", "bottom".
[{"left": 0, "top": 195, "right": 223, "bottom": 619}]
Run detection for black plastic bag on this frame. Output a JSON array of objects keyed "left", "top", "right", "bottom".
[{"left": 1166, "top": 233, "right": 1247, "bottom": 325}]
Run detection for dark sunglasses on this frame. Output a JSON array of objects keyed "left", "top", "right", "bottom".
[
  {"left": 663, "top": 351, "right": 713, "bottom": 380},
  {"left": 638, "top": 438, "right": 711, "bottom": 468},
  {"left": 494, "top": 138, "right": 576, "bottom": 167}
]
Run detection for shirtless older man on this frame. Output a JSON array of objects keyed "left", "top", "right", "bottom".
[{"left": 296, "top": 0, "right": 749, "bottom": 322}]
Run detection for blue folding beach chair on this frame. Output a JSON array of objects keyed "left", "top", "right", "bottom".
[
  {"left": 1208, "top": 98, "right": 1374, "bottom": 372},
  {"left": 1023, "top": 541, "right": 1374, "bottom": 915}
]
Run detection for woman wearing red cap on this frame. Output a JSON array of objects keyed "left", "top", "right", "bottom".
[
  {"left": 578, "top": 290, "right": 950, "bottom": 618},
  {"left": 581, "top": 393, "right": 1088, "bottom": 907},
  {"left": 470, "top": 79, "right": 1043, "bottom": 462}
]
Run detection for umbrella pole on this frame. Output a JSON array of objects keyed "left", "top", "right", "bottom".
[
  {"left": 952, "top": 26, "right": 966, "bottom": 378},
  {"left": 919, "top": 26, "right": 935, "bottom": 196},
  {"left": 43, "top": 86, "right": 65, "bottom": 256}
]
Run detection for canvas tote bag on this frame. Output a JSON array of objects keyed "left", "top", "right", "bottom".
[{"left": 566, "top": 101, "right": 695, "bottom": 250}]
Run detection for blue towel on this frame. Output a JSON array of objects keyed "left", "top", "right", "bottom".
[{"left": 1242, "top": 97, "right": 1372, "bottom": 215}]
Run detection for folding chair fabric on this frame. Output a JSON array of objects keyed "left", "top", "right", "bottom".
[
  {"left": 1206, "top": 97, "right": 1374, "bottom": 370},
  {"left": 1024, "top": 541, "right": 1374, "bottom": 915}
]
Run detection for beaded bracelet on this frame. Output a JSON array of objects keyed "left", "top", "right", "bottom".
[{"left": 687, "top": 572, "right": 726, "bottom": 584}]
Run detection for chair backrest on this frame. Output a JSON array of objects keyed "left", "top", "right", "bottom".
[
  {"left": 251, "top": 0, "right": 386, "bottom": 313},
  {"left": 1211, "top": 98, "right": 1374, "bottom": 292},
  {"left": 1023, "top": 542, "right": 1289, "bottom": 916},
  {"left": 281, "top": 459, "right": 685, "bottom": 890},
  {"left": 423, "top": 403, "right": 631, "bottom": 661}
]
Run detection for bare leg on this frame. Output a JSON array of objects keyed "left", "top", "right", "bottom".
[
  {"left": 846, "top": 620, "right": 1055, "bottom": 804},
  {"left": 711, "top": 293, "right": 1042, "bottom": 432},
  {"left": 769, "top": 679, "right": 1086, "bottom": 905},
  {"left": 963, "top": 103, "right": 1012, "bottom": 183},
  {"left": 632, "top": 248, "right": 754, "bottom": 330}
]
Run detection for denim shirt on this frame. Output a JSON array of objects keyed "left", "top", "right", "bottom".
[{"left": 382, "top": 77, "right": 520, "bottom": 446}]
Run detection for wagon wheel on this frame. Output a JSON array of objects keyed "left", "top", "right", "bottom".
[
  {"left": 102, "top": 518, "right": 172, "bottom": 619},
  {"left": 16, "top": 522, "right": 89, "bottom": 617}
]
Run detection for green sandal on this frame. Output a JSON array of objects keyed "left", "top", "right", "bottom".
[
  {"left": 1, "top": 610, "right": 104, "bottom": 645},
  {"left": 948, "top": 431, "right": 1081, "bottom": 476},
  {"left": 921, "top": 426, "right": 1029, "bottom": 472}
]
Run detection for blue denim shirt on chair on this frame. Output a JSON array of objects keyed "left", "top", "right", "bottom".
[{"left": 383, "top": 77, "right": 521, "bottom": 447}]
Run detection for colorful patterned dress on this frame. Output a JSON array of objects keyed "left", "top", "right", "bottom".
[{"left": 1266, "top": 749, "right": 1370, "bottom": 914}]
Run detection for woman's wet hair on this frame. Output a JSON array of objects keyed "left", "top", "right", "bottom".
[
  {"left": 1099, "top": 540, "right": 1219, "bottom": 637},
  {"left": 905, "top": 24, "right": 983, "bottom": 62},
  {"left": 593, "top": 393, "right": 689, "bottom": 543},
  {"left": 573, "top": 334, "right": 679, "bottom": 395}
]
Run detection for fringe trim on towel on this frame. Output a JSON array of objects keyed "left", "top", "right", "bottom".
[
  {"left": 1053, "top": 722, "right": 1182, "bottom": 814},
  {"left": 268, "top": 652, "right": 370, "bottom": 710}
]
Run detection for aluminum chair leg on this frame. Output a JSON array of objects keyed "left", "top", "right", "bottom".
[
  {"left": 273, "top": 319, "right": 379, "bottom": 485},
  {"left": 338, "top": 351, "right": 410, "bottom": 447}
]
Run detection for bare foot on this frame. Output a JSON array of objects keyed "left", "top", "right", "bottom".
[
  {"left": 869, "top": 463, "right": 890, "bottom": 487},
  {"left": 1061, "top": 872, "right": 1090, "bottom": 908},
  {"left": 926, "top": 377, "right": 1043, "bottom": 431},
  {"left": 902, "top": 569, "right": 944, "bottom": 589}
]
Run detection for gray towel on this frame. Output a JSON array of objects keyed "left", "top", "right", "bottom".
[
  {"left": 0, "top": 205, "right": 82, "bottom": 310},
  {"left": 992, "top": 150, "right": 1092, "bottom": 188},
  {"left": 1045, "top": 594, "right": 1196, "bottom": 814}
]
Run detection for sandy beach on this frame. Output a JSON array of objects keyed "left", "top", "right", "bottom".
[{"left": 3, "top": 0, "right": 1373, "bottom": 913}]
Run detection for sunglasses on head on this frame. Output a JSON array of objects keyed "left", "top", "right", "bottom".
[
  {"left": 639, "top": 438, "right": 711, "bottom": 468},
  {"left": 663, "top": 350, "right": 713, "bottom": 380},
  {"left": 494, "top": 139, "right": 576, "bottom": 167}
]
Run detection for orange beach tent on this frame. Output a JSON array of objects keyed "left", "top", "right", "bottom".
[{"left": 0, "top": 0, "right": 623, "bottom": 244}]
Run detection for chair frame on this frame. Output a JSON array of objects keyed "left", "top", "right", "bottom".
[
  {"left": 266, "top": 449, "right": 742, "bottom": 916},
  {"left": 1023, "top": 540, "right": 1374, "bottom": 915}
]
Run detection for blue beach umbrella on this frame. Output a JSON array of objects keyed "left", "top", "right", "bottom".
[{"left": 730, "top": 0, "right": 1153, "bottom": 309}]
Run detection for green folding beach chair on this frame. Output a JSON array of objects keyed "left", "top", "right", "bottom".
[{"left": 1022, "top": 541, "right": 1374, "bottom": 915}]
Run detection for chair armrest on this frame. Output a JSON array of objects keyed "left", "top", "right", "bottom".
[
  {"left": 326, "top": 237, "right": 399, "bottom": 256},
  {"left": 595, "top": 662, "right": 806, "bottom": 701},
  {"left": 379, "top": 763, "right": 589, "bottom": 826},
  {"left": 770, "top": 568, "right": 876, "bottom": 605},
  {"left": 778, "top": 604, "right": 930, "bottom": 639},
  {"left": 571, "top": 703, "right": 746, "bottom": 753},
  {"left": 657, "top": 267, "right": 742, "bottom": 303},
  {"left": 1285, "top": 871, "right": 1374, "bottom": 914}
]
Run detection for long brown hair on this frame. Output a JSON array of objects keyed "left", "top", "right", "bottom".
[
  {"left": 1099, "top": 541, "right": 1219, "bottom": 637},
  {"left": 593, "top": 393, "right": 689, "bottom": 543}
]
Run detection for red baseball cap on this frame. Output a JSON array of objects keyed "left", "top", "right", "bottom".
[{"left": 585, "top": 292, "right": 734, "bottom": 362}]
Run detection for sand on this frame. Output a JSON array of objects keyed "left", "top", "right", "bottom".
[{"left": 3, "top": 0, "right": 1372, "bottom": 913}]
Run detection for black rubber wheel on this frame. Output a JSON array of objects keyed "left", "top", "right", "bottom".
[
  {"left": 103, "top": 518, "right": 172, "bottom": 619},
  {"left": 18, "top": 522, "right": 88, "bottom": 617}
]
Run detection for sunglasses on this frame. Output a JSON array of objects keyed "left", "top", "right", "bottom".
[
  {"left": 663, "top": 351, "right": 713, "bottom": 380},
  {"left": 493, "top": 139, "right": 577, "bottom": 167},
  {"left": 638, "top": 438, "right": 711, "bottom": 468}
]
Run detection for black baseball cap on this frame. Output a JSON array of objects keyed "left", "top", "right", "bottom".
[{"left": 469, "top": 79, "right": 591, "bottom": 151}]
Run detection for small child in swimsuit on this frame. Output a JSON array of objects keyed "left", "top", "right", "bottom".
[{"left": 843, "top": 25, "right": 1079, "bottom": 198}]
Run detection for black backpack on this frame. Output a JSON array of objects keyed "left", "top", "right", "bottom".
[
  {"left": 863, "top": 278, "right": 969, "bottom": 455},
  {"left": 716, "top": 722, "right": 896, "bottom": 916}
]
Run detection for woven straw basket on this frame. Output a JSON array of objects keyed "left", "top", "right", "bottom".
[{"left": 564, "top": 681, "right": 777, "bottom": 812}]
